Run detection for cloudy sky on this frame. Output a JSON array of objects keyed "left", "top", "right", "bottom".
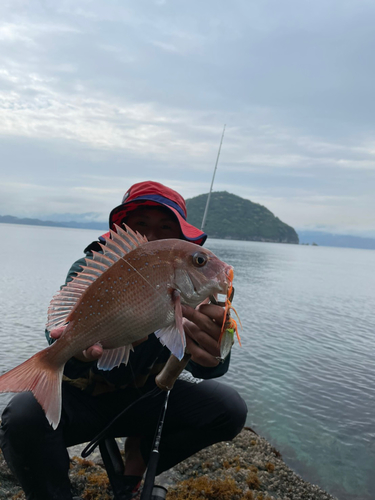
[{"left": 1, "top": 0, "right": 374, "bottom": 236}]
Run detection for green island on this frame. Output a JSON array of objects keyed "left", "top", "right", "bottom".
[{"left": 186, "top": 192, "right": 299, "bottom": 244}]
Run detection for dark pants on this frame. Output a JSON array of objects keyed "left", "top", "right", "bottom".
[{"left": 0, "top": 378, "right": 247, "bottom": 500}]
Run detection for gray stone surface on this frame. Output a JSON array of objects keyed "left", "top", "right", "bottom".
[{"left": 0, "top": 428, "right": 337, "bottom": 499}]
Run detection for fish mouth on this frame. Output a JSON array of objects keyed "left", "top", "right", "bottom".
[
  {"left": 227, "top": 267, "right": 234, "bottom": 286},
  {"left": 211, "top": 265, "right": 234, "bottom": 305},
  {"left": 224, "top": 266, "right": 234, "bottom": 294}
]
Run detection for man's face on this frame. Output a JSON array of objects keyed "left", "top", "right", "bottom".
[{"left": 124, "top": 206, "right": 182, "bottom": 241}]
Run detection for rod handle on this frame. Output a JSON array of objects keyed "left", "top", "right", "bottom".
[
  {"left": 155, "top": 352, "right": 192, "bottom": 391},
  {"left": 140, "top": 450, "right": 159, "bottom": 500}
]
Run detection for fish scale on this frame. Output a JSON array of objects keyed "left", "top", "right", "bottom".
[
  {"left": 65, "top": 258, "right": 175, "bottom": 351},
  {"left": 0, "top": 225, "right": 233, "bottom": 429}
]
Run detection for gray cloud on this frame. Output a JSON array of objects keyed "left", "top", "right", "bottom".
[{"left": 0, "top": 0, "right": 374, "bottom": 236}]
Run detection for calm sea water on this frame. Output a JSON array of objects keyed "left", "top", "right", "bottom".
[{"left": 0, "top": 223, "right": 374, "bottom": 500}]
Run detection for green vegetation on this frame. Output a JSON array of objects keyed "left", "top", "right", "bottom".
[{"left": 186, "top": 192, "right": 299, "bottom": 244}]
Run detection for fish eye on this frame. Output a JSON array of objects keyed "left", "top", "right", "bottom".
[{"left": 192, "top": 252, "right": 208, "bottom": 267}]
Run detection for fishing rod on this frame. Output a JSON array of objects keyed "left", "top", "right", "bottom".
[
  {"left": 201, "top": 124, "right": 226, "bottom": 232},
  {"left": 141, "top": 126, "right": 227, "bottom": 498},
  {"left": 140, "top": 352, "right": 192, "bottom": 500},
  {"left": 139, "top": 391, "right": 170, "bottom": 500},
  {"left": 141, "top": 125, "right": 227, "bottom": 499},
  {"left": 81, "top": 353, "right": 191, "bottom": 500},
  {"left": 87, "top": 128, "right": 226, "bottom": 496}
]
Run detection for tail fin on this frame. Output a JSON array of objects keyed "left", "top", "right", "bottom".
[{"left": 0, "top": 349, "right": 63, "bottom": 429}]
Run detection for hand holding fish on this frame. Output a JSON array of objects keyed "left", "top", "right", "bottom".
[
  {"left": 49, "top": 326, "right": 103, "bottom": 362},
  {"left": 0, "top": 182, "right": 249, "bottom": 500},
  {"left": 50, "top": 301, "right": 229, "bottom": 367},
  {"left": 0, "top": 225, "right": 234, "bottom": 429},
  {"left": 49, "top": 329, "right": 148, "bottom": 362},
  {"left": 182, "top": 303, "right": 225, "bottom": 367},
  {"left": 155, "top": 286, "right": 241, "bottom": 391}
]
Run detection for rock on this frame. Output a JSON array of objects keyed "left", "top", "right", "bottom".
[
  {"left": 157, "top": 428, "right": 337, "bottom": 500},
  {"left": 0, "top": 428, "right": 337, "bottom": 499}
]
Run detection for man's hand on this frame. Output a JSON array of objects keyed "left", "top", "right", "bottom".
[
  {"left": 49, "top": 327, "right": 103, "bottom": 362},
  {"left": 181, "top": 303, "right": 225, "bottom": 367},
  {"left": 49, "top": 327, "right": 148, "bottom": 362}
]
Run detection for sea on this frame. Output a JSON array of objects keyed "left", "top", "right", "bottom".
[{"left": 0, "top": 223, "right": 374, "bottom": 500}]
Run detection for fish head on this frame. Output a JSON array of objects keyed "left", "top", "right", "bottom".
[{"left": 171, "top": 240, "right": 234, "bottom": 308}]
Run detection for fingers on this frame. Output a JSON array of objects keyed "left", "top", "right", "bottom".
[
  {"left": 84, "top": 344, "right": 104, "bottom": 360},
  {"left": 185, "top": 334, "right": 220, "bottom": 367},
  {"left": 74, "top": 343, "right": 103, "bottom": 362},
  {"left": 50, "top": 325, "right": 103, "bottom": 362},
  {"left": 183, "top": 319, "right": 221, "bottom": 356},
  {"left": 49, "top": 326, "right": 66, "bottom": 339},
  {"left": 182, "top": 303, "right": 226, "bottom": 367},
  {"left": 182, "top": 304, "right": 225, "bottom": 343},
  {"left": 183, "top": 303, "right": 225, "bottom": 323}
]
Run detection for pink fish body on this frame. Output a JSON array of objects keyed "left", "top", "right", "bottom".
[{"left": 0, "top": 225, "right": 233, "bottom": 428}]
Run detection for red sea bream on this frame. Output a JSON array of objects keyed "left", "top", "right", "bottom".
[{"left": 0, "top": 225, "right": 233, "bottom": 429}]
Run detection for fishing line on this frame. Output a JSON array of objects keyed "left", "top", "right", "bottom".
[{"left": 120, "top": 256, "right": 169, "bottom": 300}]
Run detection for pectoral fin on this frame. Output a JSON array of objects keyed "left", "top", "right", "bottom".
[
  {"left": 97, "top": 345, "right": 133, "bottom": 370},
  {"left": 154, "top": 290, "right": 186, "bottom": 360}
]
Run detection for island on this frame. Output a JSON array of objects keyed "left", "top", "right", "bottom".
[{"left": 186, "top": 192, "right": 299, "bottom": 244}]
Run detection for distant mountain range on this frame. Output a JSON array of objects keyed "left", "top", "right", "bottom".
[
  {"left": 297, "top": 230, "right": 375, "bottom": 250},
  {"left": 1, "top": 192, "right": 374, "bottom": 250},
  {"left": 0, "top": 215, "right": 107, "bottom": 231}
]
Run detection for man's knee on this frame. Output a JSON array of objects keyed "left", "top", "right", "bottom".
[
  {"left": 0, "top": 392, "right": 49, "bottom": 442},
  {"left": 213, "top": 384, "right": 248, "bottom": 441},
  {"left": 225, "top": 392, "right": 248, "bottom": 439},
  {"left": 0, "top": 394, "right": 73, "bottom": 499}
]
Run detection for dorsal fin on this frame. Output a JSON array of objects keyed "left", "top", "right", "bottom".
[{"left": 46, "top": 225, "right": 147, "bottom": 331}]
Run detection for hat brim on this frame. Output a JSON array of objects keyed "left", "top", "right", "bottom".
[{"left": 109, "top": 199, "right": 207, "bottom": 246}]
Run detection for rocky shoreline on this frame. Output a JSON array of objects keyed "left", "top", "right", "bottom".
[{"left": 0, "top": 427, "right": 337, "bottom": 499}]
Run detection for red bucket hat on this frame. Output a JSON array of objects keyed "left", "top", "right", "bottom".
[{"left": 109, "top": 181, "right": 207, "bottom": 246}]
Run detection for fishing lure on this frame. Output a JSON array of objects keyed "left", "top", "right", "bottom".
[{"left": 210, "top": 270, "right": 242, "bottom": 361}]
